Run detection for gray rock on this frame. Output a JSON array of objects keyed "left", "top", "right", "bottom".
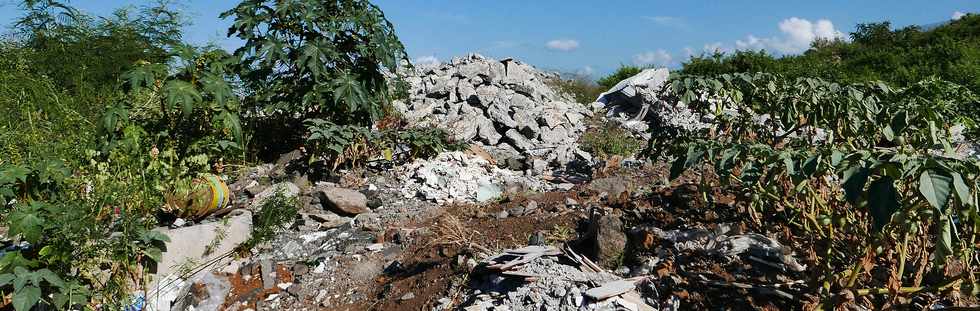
[
  {"left": 496, "top": 210, "right": 509, "bottom": 219},
  {"left": 525, "top": 200, "right": 538, "bottom": 214},
  {"left": 476, "top": 181, "right": 502, "bottom": 203},
  {"left": 395, "top": 54, "right": 595, "bottom": 170},
  {"left": 588, "top": 214, "right": 627, "bottom": 266},
  {"left": 316, "top": 187, "right": 369, "bottom": 216},
  {"left": 303, "top": 212, "right": 349, "bottom": 229},
  {"left": 292, "top": 263, "right": 309, "bottom": 276},
  {"left": 261, "top": 260, "right": 276, "bottom": 290},
  {"left": 505, "top": 129, "right": 533, "bottom": 151},
  {"left": 477, "top": 118, "right": 502, "bottom": 145},
  {"left": 400, "top": 292, "right": 416, "bottom": 301}
]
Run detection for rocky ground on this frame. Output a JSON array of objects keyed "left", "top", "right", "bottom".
[{"left": 147, "top": 55, "right": 975, "bottom": 311}]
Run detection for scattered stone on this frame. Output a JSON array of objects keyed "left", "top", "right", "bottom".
[
  {"left": 496, "top": 210, "right": 509, "bottom": 219},
  {"left": 316, "top": 187, "right": 369, "bottom": 216},
  {"left": 524, "top": 200, "right": 538, "bottom": 214},
  {"left": 303, "top": 212, "right": 350, "bottom": 229},
  {"left": 399, "top": 292, "right": 416, "bottom": 301},
  {"left": 565, "top": 197, "right": 579, "bottom": 207},
  {"left": 260, "top": 260, "right": 275, "bottom": 290},
  {"left": 366, "top": 243, "right": 385, "bottom": 252},
  {"left": 287, "top": 283, "right": 304, "bottom": 297},
  {"left": 587, "top": 213, "right": 627, "bottom": 266},
  {"left": 171, "top": 218, "right": 186, "bottom": 228},
  {"left": 292, "top": 263, "right": 309, "bottom": 276}
]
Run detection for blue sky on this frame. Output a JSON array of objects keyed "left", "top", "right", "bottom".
[{"left": 1, "top": 0, "right": 977, "bottom": 76}]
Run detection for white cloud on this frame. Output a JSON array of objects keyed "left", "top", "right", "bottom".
[
  {"left": 413, "top": 55, "right": 440, "bottom": 67},
  {"left": 735, "top": 17, "right": 844, "bottom": 54},
  {"left": 546, "top": 39, "right": 580, "bottom": 51},
  {"left": 952, "top": 11, "right": 966, "bottom": 20},
  {"left": 633, "top": 49, "right": 673, "bottom": 66}
]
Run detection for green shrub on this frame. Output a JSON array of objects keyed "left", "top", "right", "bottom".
[
  {"left": 547, "top": 74, "right": 605, "bottom": 104},
  {"left": 678, "top": 15, "right": 980, "bottom": 94},
  {"left": 579, "top": 122, "right": 644, "bottom": 159},
  {"left": 305, "top": 118, "right": 464, "bottom": 169},
  {"left": 239, "top": 187, "right": 299, "bottom": 251},
  {"left": 222, "top": 0, "right": 410, "bottom": 139},
  {"left": 15, "top": 0, "right": 183, "bottom": 94}
]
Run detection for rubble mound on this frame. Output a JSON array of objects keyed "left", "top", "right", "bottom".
[
  {"left": 396, "top": 151, "right": 553, "bottom": 203},
  {"left": 395, "top": 54, "right": 593, "bottom": 171}
]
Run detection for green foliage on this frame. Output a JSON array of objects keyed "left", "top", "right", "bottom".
[
  {"left": 579, "top": 122, "right": 644, "bottom": 158},
  {"left": 657, "top": 72, "right": 980, "bottom": 298},
  {"left": 239, "top": 188, "right": 298, "bottom": 251},
  {"left": 221, "top": 0, "right": 410, "bottom": 130},
  {"left": 547, "top": 74, "right": 605, "bottom": 104},
  {"left": 14, "top": 0, "right": 184, "bottom": 93},
  {"left": 678, "top": 15, "right": 980, "bottom": 94},
  {"left": 305, "top": 118, "right": 463, "bottom": 169},
  {"left": 112, "top": 44, "right": 243, "bottom": 161}
]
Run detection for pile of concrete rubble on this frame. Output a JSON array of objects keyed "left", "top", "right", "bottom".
[
  {"left": 395, "top": 54, "right": 593, "bottom": 171},
  {"left": 396, "top": 151, "right": 555, "bottom": 203},
  {"left": 455, "top": 245, "right": 674, "bottom": 311}
]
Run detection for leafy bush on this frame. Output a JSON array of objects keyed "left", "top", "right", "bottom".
[
  {"left": 222, "top": 0, "right": 410, "bottom": 141},
  {"left": 305, "top": 118, "right": 464, "bottom": 169},
  {"left": 547, "top": 74, "right": 605, "bottom": 104},
  {"left": 658, "top": 72, "right": 980, "bottom": 302},
  {"left": 238, "top": 187, "right": 298, "bottom": 252},
  {"left": 579, "top": 122, "right": 644, "bottom": 159},
  {"left": 112, "top": 44, "right": 243, "bottom": 161},
  {"left": 14, "top": 0, "right": 183, "bottom": 93},
  {"left": 679, "top": 15, "right": 980, "bottom": 94}
]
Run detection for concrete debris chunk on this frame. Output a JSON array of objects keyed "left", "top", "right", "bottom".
[{"left": 585, "top": 280, "right": 636, "bottom": 300}]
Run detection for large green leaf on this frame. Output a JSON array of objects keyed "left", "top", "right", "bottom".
[
  {"left": 8, "top": 204, "right": 45, "bottom": 244},
  {"left": 952, "top": 172, "right": 972, "bottom": 207},
  {"left": 163, "top": 80, "right": 203, "bottom": 117},
  {"left": 919, "top": 169, "right": 953, "bottom": 210},
  {"left": 12, "top": 286, "right": 41, "bottom": 311},
  {"left": 842, "top": 164, "right": 870, "bottom": 204},
  {"left": 868, "top": 176, "right": 899, "bottom": 233}
]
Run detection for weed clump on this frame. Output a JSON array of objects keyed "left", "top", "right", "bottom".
[{"left": 579, "top": 123, "right": 644, "bottom": 159}]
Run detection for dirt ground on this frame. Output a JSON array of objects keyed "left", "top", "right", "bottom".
[{"left": 216, "top": 162, "right": 977, "bottom": 310}]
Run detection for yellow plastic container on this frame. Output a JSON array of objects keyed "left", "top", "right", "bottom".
[{"left": 165, "top": 174, "right": 233, "bottom": 220}]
